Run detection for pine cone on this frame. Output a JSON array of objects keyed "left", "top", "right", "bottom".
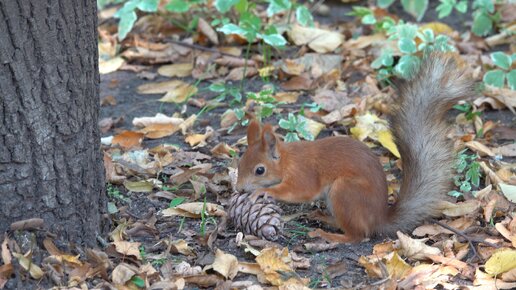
[{"left": 228, "top": 192, "right": 284, "bottom": 241}]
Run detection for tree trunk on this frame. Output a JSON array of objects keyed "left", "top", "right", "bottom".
[{"left": 0, "top": 1, "right": 106, "bottom": 246}]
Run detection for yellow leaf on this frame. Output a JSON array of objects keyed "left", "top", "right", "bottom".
[
  {"left": 420, "top": 22, "right": 454, "bottom": 35},
  {"left": 303, "top": 117, "right": 325, "bottom": 139},
  {"left": 211, "top": 249, "right": 239, "bottom": 279},
  {"left": 99, "top": 56, "right": 125, "bottom": 74},
  {"left": 12, "top": 253, "right": 44, "bottom": 279},
  {"left": 161, "top": 202, "right": 226, "bottom": 218},
  {"left": 384, "top": 251, "right": 412, "bottom": 280},
  {"left": 259, "top": 66, "right": 275, "bottom": 78},
  {"left": 159, "top": 84, "right": 198, "bottom": 103},
  {"left": 287, "top": 25, "right": 344, "bottom": 53},
  {"left": 485, "top": 249, "right": 516, "bottom": 276},
  {"left": 158, "top": 63, "right": 193, "bottom": 77},
  {"left": 113, "top": 241, "right": 142, "bottom": 259},
  {"left": 256, "top": 247, "right": 295, "bottom": 286},
  {"left": 377, "top": 130, "right": 400, "bottom": 158},
  {"left": 137, "top": 80, "right": 184, "bottom": 94}
]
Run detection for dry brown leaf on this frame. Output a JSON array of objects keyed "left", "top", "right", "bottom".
[
  {"left": 384, "top": 251, "right": 412, "bottom": 280},
  {"left": 1, "top": 238, "right": 11, "bottom": 265},
  {"left": 474, "top": 268, "right": 516, "bottom": 289},
  {"left": 185, "top": 127, "right": 214, "bottom": 148},
  {"left": 137, "top": 79, "right": 184, "bottom": 94},
  {"left": 169, "top": 239, "right": 194, "bottom": 256},
  {"left": 211, "top": 142, "right": 238, "bottom": 159},
  {"left": 159, "top": 83, "right": 198, "bottom": 103},
  {"left": 211, "top": 249, "right": 239, "bottom": 279},
  {"left": 465, "top": 140, "right": 496, "bottom": 157},
  {"left": 197, "top": 18, "right": 218, "bottom": 44},
  {"left": 112, "top": 131, "right": 144, "bottom": 150},
  {"left": 287, "top": 25, "right": 344, "bottom": 53},
  {"left": 99, "top": 56, "right": 125, "bottom": 74},
  {"left": 112, "top": 263, "right": 138, "bottom": 285},
  {"left": 281, "top": 75, "right": 313, "bottom": 91},
  {"left": 280, "top": 59, "right": 305, "bottom": 75},
  {"left": 343, "top": 33, "right": 386, "bottom": 49},
  {"left": 312, "top": 89, "right": 353, "bottom": 112},
  {"left": 226, "top": 66, "right": 258, "bottom": 81},
  {"left": 273, "top": 92, "right": 300, "bottom": 104},
  {"left": 161, "top": 202, "right": 226, "bottom": 218},
  {"left": 220, "top": 109, "right": 238, "bottom": 129},
  {"left": 158, "top": 63, "right": 193, "bottom": 77},
  {"left": 357, "top": 255, "right": 382, "bottom": 278},
  {"left": 12, "top": 252, "right": 44, "bottom": 279},
  {"left": 180, "top": 114, "right": 197, "bottom": 135},
  {"left": 256, "top": 247, "right": 295, "bottom": 286},
  {"left": 100, "top": 95, "right": 117, "bottom": 106},
  {"left": 139, "top": 123, "right": 180, "bottom": 139},
  {"left": 133, "top": 113, "right": 184, "bottom": 128},
  {"left": 113, "top": 241, "right": 142, "bottom": 259},
  {"left": 438, "top": 200, "right": 480, "bottom": 217},
  {"left": 396, "top": 231, "right": 441, "bottom": 261}
]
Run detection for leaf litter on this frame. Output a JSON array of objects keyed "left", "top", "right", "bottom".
[{"left": 5, "top": 0, "right": 516, "bottom": 289}]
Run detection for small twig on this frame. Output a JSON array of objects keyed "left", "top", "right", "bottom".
[{"left": 433, "top": 219, "right": 499, "bottom": 262}]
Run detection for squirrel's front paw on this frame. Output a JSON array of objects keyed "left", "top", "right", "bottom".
[{"left": 248, "top": 190, "right": 269, "bottom": 203}]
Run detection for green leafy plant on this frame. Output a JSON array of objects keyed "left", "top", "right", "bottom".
[
  {"left": 483, "top": 52, "right": 516, "bottom": 90},
  {"left": 247, "top": 89, "right": 281, "bottom": 120},
  {"left": 448, "top": 150, "right": 481, "bottom": 198},
  {"left": 208, "top": 83, "right": 243, "bottom": 105},
  {"left": 372, "top": 22, "right": 455, "bottom": 79},
  {"left": 453, "top": 102, "right": 483, "bottom": 136},
  {"left": 347, "top": 7, "right": 396, "bottom": 33},
  {"left": 113, "top": 0, "right": 159, "bottom": 40},
  {"left": 278, "top": 113, "right": 313, "bottom": 142},
  {"left": 471, "top": 0, "right": 500, "bottom": 36},
  {"left": 377, "top": 0, "right": 429, "bottom": 21},
  {"left": 436, "top": 0, "right": 468, "bottom": 19}
]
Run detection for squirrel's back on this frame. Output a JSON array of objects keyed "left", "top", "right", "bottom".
[{"left": 381, "top": 53, "right": 474, "bottom": 235}]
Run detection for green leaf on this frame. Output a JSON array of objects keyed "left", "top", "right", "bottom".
[
  {"left": 107, "top": 202, "right": 119, "bottom": 214},
  {"left": 377, "top": 0, "right": 395, "bottom": 8},
  {"left": 165, "top": 0, "right": 190, "bottom": 12},
  {"left": 371, "top": 50, "right": 394, "bottom": 69},
  {"left": 507, "top": 70, "right": 516, "bottom": 90},
  {"left": 267, "top": 0, "right": 292, "bottom": 16},
  {"left": 460, "top": 180, "right": 472, "bottom": 192},
  {"left": 483, "top": 70, "right": 506, "bottom": 88},
  {"left": 448, "top": 190, "right": 463, "bottom": 198},
  {"left": 473, "top": 0, "right": 494, "bottom": 13},
  {"left": 395, "top": 55, "right": 421, "bottom": 79},
  {"left": 436, "top": 2, "right": 453, "bottom": 19},
  {"left": 209, "top": 83, "right": 226, "bottom": 93},
  {"left": 491, "top": 52, "right": 512, "bottom": 70},
  {"left": 467, "top": 162, "right": 481, "bottom": 187},
  {"left": 217, "top": 23, "right": 247, "bottom": 36},
  {"left": 284, "top": 132, "right": 300, "bottom": 142},
  {"left": 362, "top": 14, "right": 377, "bottom": 25},
  {"left": 456, "top": 1, "right": 467, "bottom": 13},
  {"left": 169, "top": 197, "right": 186, "bottom": 207},
  {"left": 398, "top": 37, "right": 417, "bottom": 54},
  {"left": 472, "top": 12, "right": 492, "bottom": 36},
  {"left": 235, "top": 0, "right": 248, "bottom": 14},
  {"left": 296, "top": 5, "right": 314, "bottom": 27},
  {"left": 137, "top": 0, "right": 159, "bottom": 12},
  {"left": 117, "top": 10, "right": 137, "bottom": 40},
  {"left": 261, "top": 33, "right": 287, "bottom": 47},
  {"left": 215, "top": 0, "right": 240, "bottom": 13},
  {"left": 131, "top": 276, "right": 145, "bottom": 288},
  {"left": 401, "top": 0, "right": 428, "bottom": 21}
]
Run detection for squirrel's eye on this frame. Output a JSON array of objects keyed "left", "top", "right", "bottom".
[{"left": 255, "top": 166, "right": 265, "bottom": 176}]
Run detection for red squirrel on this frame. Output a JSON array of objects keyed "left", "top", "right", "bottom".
[{"left": 235, "top": 53, "right": 474, "bottom": 243}]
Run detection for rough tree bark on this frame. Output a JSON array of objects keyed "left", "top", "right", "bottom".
[{"left": 0, "top": 1, "right": 106, "bottom": 246}]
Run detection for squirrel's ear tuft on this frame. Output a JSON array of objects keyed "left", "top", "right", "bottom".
[
  {"left": 262, "top": 124, "right": 280, "bottom": 160},
  {"left": 247, "top": 119, "right": 262, "bottom": 145}
]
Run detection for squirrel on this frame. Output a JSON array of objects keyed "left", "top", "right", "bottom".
[{"left": 235, "top": 53, "right": 474, "bottom": 243}]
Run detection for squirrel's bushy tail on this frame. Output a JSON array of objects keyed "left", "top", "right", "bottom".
[{"left": 381, "top": 53, "right": 474, "bottom": 235}]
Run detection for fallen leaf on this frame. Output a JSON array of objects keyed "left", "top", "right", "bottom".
[
  {"left": 377, "top": 130, "right": 401, "bottom": 158},
  {"left": 12, "top": 252, "right": 44, "bottom": 279},
  {"left": 185, "top": 127, "right": 214, "bottom": 148},
  {"left": 133, "top": 113, "right": 184, "bottom": 128},
  {"left": 256, "top": 247, "right": 295, "bottom": 286},
  {"left": 139, "top": 123, "right": 180, "bottom": 139},
  {"left": 158, "top": 63, "right": 194, "bottom": 77},
  {"left": 384, "top": 251, "right": 412, "bottom": 280},
  {"left": 303, "top": 117, "right": 325, "bottom": 139},
  {"left": 273, "top": 92, "right": 300, "bottom": 104},
  {"left": 123, "top": 180, "right": 154, "bottom": 193},
  {"left": 113, "top": 241, "right": 142, "bottom": 259},
  {"left": 112, "top": 263, "right": 138, "bottom": 285},
  {"left": 112, "top": 131, "right": 144, "bottom": 150},
  {"left": 465, "top": 141, "right": 496, "bottom": 157},
  {"left": 161, "top": 202, "right": 226, "bottom": 218},
  {"left": 159, "top": 83, "right": 198, "bottom": 103},
  {"left": 287, "top": 25, "right": 344, "bottom": 53},
  {"left": 99, "top": 56, "right": 125, "bottom": 74},
  {"left": 485, "top": 249, "right": 516, "bottom": 276},
  {"left": 439, "top": 200, "right": 481, "bottom": 217},
  {"left": 396, "top": 231, "right": 441, "bottom": 261},
  {"left": 137, "top": 80, "right": 185, "bottom": 94},
  {"left": 500, "top": 184, "right": 516, "bottom": 203},
  {"left": 197, "top": 18, "right": 218, "bottom": 45},
  {"left": 169, "top": 239, "right": 194, "bottom": 256},
  {"left": 211, "top": 142, "right": 238, "bottom": 159},
  {"left": 100, "top": 95, "right": 117, "bottom": 106},
  {"left": 211, "top": 249, "right": 239, "bottom": 279}
]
